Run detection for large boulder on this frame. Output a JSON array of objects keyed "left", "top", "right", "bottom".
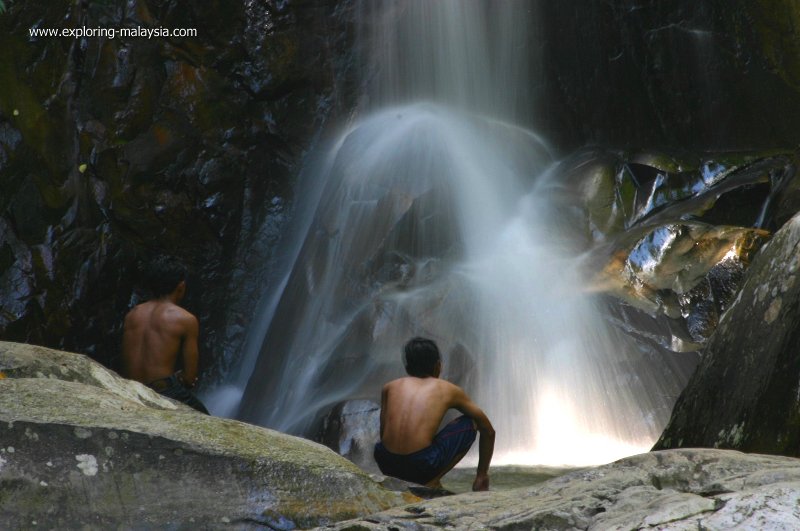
[
  {"left": 565, "top": 150, "right": 797, "bottom": 347},
  {"left": 322, "top": 448, "right": 800, "bottom": 530},
  {"left": 316, "top": 400, "right": 381, "bottom": 474},
  {"left": 654, "top": 210, "right": 800, "bottom": 455},
  {"left": 0, "top": 342, "right": 410, "bottom": 529}
]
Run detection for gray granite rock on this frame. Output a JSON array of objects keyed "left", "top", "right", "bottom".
[
  {"left": 320, "top": 449, "right": 800, "bottom": 530},
  {"left": 0, "top": 342, "right": 410, "bottom": 529},
  {"left": 317, "top": 400, "right": 382, "bottom": 474},
  {"left": 654, "top": 210, "right": 800, "bottom": 455}
]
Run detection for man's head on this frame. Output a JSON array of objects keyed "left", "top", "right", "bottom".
[
  {"left": 145, "top": 256, "right": 187, "bottom": 299},
  {"left": 403, "top": 337, "right": 441, "bottom": 377}
]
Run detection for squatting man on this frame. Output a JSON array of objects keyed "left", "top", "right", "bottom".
[{"left": 374, "top": 337, "right": 495, "bottom": 490}]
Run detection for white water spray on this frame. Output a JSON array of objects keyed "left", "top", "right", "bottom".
[{"left": 232, "top": 0, "right": 684, "bottom": 466}]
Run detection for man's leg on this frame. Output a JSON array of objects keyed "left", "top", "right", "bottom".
[
  {"left": 424, "top": 449, "right": 470, "bottom": 488},
  {"left": 160, "top": 377, "right": 210, "bottom": 414},
  {"left": 425, "top": 416, "right": 477, "bottom": 487}
]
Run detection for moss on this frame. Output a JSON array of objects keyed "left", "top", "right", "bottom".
[
  {"left": 0, "top": 2, "right": 74, "bottom": 174},
  {"left": 614, "top": 163, "right": 639, "bottom": 226},
  {"left": 750, "top": 0, "right": 800, "bottom": 90},
  {"left": 0, "top": 341, "right": 409, "bottom": 527},
  {"left": 630, "top": 151, "right": 695, "bottom": 173}
]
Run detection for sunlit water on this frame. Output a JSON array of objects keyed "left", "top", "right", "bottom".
[
  {"left": 213, "top": 0, "right": 685, "bottom": 466},
  {"left": 228, "top": 103, "right": 675, "bottom": 466}
]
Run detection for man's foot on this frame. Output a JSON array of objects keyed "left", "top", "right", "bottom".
[
  {"left": 408, "top": 484, "right": 456, "bottom": 499},
  {"left": 425, "top": 479, "right": 443, "bottom": 489}
]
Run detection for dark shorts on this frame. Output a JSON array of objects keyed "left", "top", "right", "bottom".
[
  {"left": 374, "top": 415, "right": 477, "bottom": 485},
  {"left": 148, "top": 374, "right": 209, "bottom": 415}
]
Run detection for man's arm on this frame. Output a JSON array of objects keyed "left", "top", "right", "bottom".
[
  {"left": 379, "top": 385, "right": 388, "bottom": 439},
  {"left": 451, "top": 386, "right": 495, "bottom": 491},
  {"left": 121, "top": 311, "right": 138, "bottom": 379},
  {"left": 180, "top": 313, "right": 200, "bottom": 388}
]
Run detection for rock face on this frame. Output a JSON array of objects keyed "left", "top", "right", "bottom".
[
  {"left": 316, "top": 400, "right": 381, "bottom": 474},
  {"left": 0, "top": 342, "right": 408, "bottom": 528},
  {"left": 654, "top": 211, "right": 800, "bottom": 455},
  {"left": 536, "top": 1, "right": 800, "bottom": 151},
  {"left": 0, "top": 0, "right": 356, "bottom": 380},
  {"left": 323, "top": 449, "right": 800, "bottom": 530},
  {"left": 564, "top": 149, "right": 796, "bottom": 350}
]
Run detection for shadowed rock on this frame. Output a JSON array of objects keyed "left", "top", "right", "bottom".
[
  {"left": 654, "top": 210, "right": 800, "bottom": 455},
  {"left": 316, "top": 399, "right": 381, "bottom": 474}
]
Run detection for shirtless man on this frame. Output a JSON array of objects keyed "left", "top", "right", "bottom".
[
  {"left": 374, "top": 337, "right": 495, "bottom": 491},
  {"left": 122, "top": 257, "right": 208, "bottom": 414}
]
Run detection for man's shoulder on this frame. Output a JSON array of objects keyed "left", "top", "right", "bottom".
[
  {"left": 436, "top": 378, "right": 465, "bottom": 396},
  {"left": 161, "top": 302, "right": 195, "bottom": 319},
  {"left": 386, "top": 377, "right": 462, "bottom": 394},
  {"left": 383, "top": 377, "right": 409, "bottom": 390},
  {"left": 125, "top": 301, "right": 152, "bottom": 321},
  {"left": 168, "top": 306, "right": 198, "bottom": 331},
  {"left": 383, "top": 376, "right": 427, "bottom": 392}
]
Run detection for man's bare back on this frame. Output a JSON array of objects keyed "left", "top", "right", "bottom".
[
  {"left": 122, "top": 299, "right": 199, "bottom": 386},
  {"left": 380, "top": 377, "right": 481, "bottom": 453}
]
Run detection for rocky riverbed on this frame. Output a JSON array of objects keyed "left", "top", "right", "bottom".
[
  {"left": 3, "top": 341, "right": 800, "bottom": 529},
  {"left": 323, "top": 449, "right": 800, "bottom": 530}
]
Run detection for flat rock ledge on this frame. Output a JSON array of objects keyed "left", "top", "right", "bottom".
[
  {"left": 322, "top": 449, "right": 800, "bottom": 530},
  {"left": 0, "top": 342, "right": 411, "bottom": 529}
]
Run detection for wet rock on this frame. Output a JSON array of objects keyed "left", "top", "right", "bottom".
[
  {"left": 321, "top": 449, "right": 800, "bottom": 530},
  {"left": 563, "top": 150, "right": 798, "bottom": 348},
  {"left": 654, "top": 210, "right": 800, "bottom": 455},
  {"left": 0, "top": 341, "right": 407, "bottom": 528},
  {"left": 565, "top": 150, "right": 793, "bottom": 245},
  {"left": 0, "top": 0, "right": 359, "bottom": 379},
  {"left": 536, "top": 2, "right": 800, "bottom": 151},
  {"left": 598, "top": 221, "right": 768, "bottom": 342},
  {"left": 317, "top": 400, "right": 381, "bottom": 473}
]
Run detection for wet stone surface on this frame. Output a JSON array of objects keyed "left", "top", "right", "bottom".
[
  {"left": 0, "top": 341, "right": 408, "bottom": 529},
  {"left": 321, "top": 449, "right": 800, "bottom": 530}
]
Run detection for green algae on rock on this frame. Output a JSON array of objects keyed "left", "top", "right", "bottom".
[{"left": 0, "top": 341, "right": 407, "bottom": 529}]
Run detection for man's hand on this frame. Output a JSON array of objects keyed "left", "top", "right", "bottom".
[
  {"left": 176, "top": 370, "right": 197, "bottom": 388},
  {"left": 472, "top": 472, "right": 490, "bottom": 491}
]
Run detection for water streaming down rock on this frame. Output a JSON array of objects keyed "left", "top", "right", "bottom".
[
  {"left": 232, "top": 0, "right": 686, "bottom": 466},
  {"left": 357, "top": 0, "right": 535, "bottom": 120}
]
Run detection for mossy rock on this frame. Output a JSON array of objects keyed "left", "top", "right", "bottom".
[
  {"left": 654, "top": 209, "right": 800, "bottom": 455},
  {"left": 0, "top": 341, "right": 408, "bottom": 529}
]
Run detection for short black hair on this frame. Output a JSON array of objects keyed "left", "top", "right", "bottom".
[
  {"left": 403, "top": 337, "right": 441, "bottom": 377},
  {"left": 145, "top": 256, "right": 187, "bottom": 297}
]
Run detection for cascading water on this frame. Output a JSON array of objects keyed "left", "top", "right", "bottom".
[{"left": 227, "top": 0, "right": 687, "bottom": 466}]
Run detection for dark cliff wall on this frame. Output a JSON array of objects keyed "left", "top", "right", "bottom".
[
  {"left": 0, "top": 0, "right": 357, "bottom": 376},
  {"left": 534, "top": 0, "right": 800, "bottom": 151}
]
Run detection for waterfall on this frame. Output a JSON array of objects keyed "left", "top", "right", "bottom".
[{"left": 230, "top": 0, "right": 685, "bottom": 466}]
